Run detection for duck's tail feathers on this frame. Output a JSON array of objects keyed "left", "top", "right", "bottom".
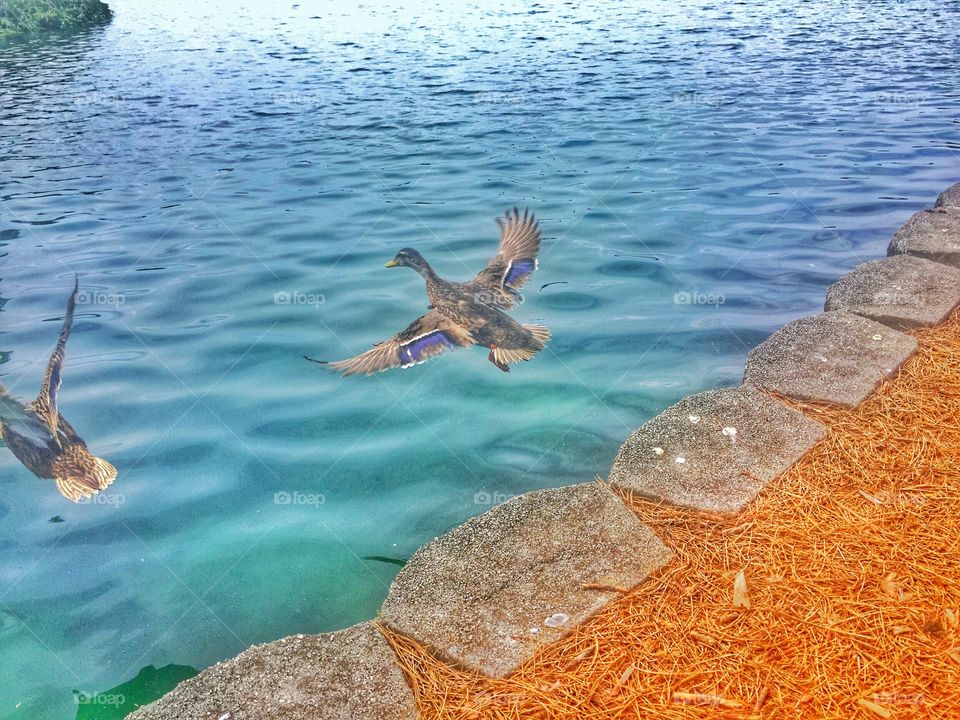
[
  {"left": 55, "top": 456, "right": 117, "bottom": 503},
  {"left": 491, "top": 325, "right": 551, "bottom": 367}
]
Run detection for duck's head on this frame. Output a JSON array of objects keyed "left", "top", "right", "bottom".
[{"left": 385, "top": 248, "right": 429, "bottom": 273}]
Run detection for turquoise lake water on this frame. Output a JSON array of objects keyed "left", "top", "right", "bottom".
[{"left": 1, "top": 0, "right": 958, "bottom": 716}]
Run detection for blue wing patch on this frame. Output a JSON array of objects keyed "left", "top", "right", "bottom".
[
  {"left": 504, "top": 258, "right": 536, "bottom": 287},
  {"left": 398, "top": 331, "right": 455, "bottom": 367}
]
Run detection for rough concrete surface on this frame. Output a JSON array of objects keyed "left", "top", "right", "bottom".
[
  {"left": 609, "top": 385, "right": 825, "bottom": 514},
  {"left": 887, "top": 206, "right": 960, "bottom": 268},
  {"left": 744, "top": 311, "right": 917, "bottom": 407},
  {"left": 127, "top": 623, "right": 417, "bottom": 720},
  {"left": 379, "top": 483, "right": 672, "bottom": 678},
  {"left": 934, "top": 181, "right": 960, "bottom": 208},
  {"left": 824, "top": 254, "right": 960, "bottom": 329}
]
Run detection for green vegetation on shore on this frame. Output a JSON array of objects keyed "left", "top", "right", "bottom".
[{"left": 0, "top": 0, "right": 112, "bottom": 42}]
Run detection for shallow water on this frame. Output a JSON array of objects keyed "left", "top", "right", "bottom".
[{"left": 0, "top": 0, "right": 958, "bottom": 716}]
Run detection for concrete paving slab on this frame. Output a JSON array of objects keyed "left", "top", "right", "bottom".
[
  {"left": 934, "top": 182, "right": 960, "bottom": 209},
  {"left": 744, "top": 311, "right": 917, "bottom": 407},
  {"left": 887, "top": 206, "right": 960, "bottom": 268},
  {"left": 379, "top": 483, "right": 672, "bottom": 678},
  {"left": 128, "top": 623, "right": 417, "bottom": 720},
  {"left": 609, "top": 385, "right": 825, "bottom": 514},
  {"left": 824, "top": 254, "right": 960, "bottom": 329}
]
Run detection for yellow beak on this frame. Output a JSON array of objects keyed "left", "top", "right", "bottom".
[{"left": 384, "top": 260, "right": 399, "bottom": 268}]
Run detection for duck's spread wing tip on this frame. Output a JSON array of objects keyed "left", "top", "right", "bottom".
[
  {"left": 35, "top": 280, "right": 80, "bottom": 435},
  {"left": 469, "top": 206, "right": 543, "bottom": 305}
]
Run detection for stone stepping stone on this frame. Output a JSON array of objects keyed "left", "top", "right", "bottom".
[
  {"left": 824, "top": 254, "right": 960, "bottom": 330},
  {"left": 887, "top": 205, "right": 960, "bottom": 268},
  {"left": 934, "top": 181, "right": 960, "bottom": 209},
  {"left": 744, "top": 311, "right": 917, "bottom": 407},
  {"left": 127, "top": 623, "right": 416, "bottom": 720},
  {"left": 609, "top": 385, "right": 825, "bottom": 514},
  {"left": 379, "top": 483, "right": 672, "bottom": 679}
]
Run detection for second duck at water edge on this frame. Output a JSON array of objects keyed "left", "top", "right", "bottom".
[{"left": 0, "top": 278, "right": 117, "bottom": 502}]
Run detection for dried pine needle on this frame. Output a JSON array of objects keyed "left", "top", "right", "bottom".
[
  {"left": 733, "top": 569, "right": 751, "bottom": 608},
  {"left": 384, "top": 310, "right": 960, "bottom": 720},
  {"left": 672, "top": 691, "right": 742, "bottom": 708},
  {"left": 857, "top": 698, "right": 893, "bottom": 718}
]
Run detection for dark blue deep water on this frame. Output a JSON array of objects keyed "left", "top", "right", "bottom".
[{"left": 1, "top": 0, "right": 958, "bottom": 716}]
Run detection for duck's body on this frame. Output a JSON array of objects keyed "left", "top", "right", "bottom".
[
  {"left": 0, "top": 279, "right": 117, "bottom": 502},
  {"left": 309, "top": 208, "right": 550, "bottom": 375},
  {"left": 416, "top": 261, "right": 551, "bottom": 372}
]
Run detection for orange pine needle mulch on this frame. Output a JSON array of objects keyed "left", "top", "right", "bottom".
[{"left": 382, "top": 310, "right": 960, "bottom": 720}]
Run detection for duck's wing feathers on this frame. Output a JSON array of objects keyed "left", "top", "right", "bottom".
[
  {"left": 467, "top": 207, "right": 542, "bottom": 308},
  {"left": 34, "top": 278, "right": 78, "bottom": 435},
  {"left": 309, "top": 310, "right": 474, "bottom": 376},
  {"left": 0, "top": 389, "right": 60, "bottom": 451},
  {"left": 55, "top": 413, "right": 85, "bottom": 446}
]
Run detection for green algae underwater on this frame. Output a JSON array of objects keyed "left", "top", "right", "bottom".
[{"left": 0, "top": 665, "right": 196, "bottom": 720}]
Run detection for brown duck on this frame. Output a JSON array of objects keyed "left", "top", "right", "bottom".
[
  {"left": 307, "top": 207, "right": 550, "bottom": 375},
  {"left": 0, "top": 279, "right": 117, "bottom": 501}
]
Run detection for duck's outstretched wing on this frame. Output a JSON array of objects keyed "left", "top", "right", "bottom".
[
  {"left": 307, "top": 310, "right": 474, "bottom": 377},
  {"left": 0, "top": 386, "right": 59, "bottom": 451},
  {"left": 467, "top": 207, "right": 542, "bottom": 309},
  {"left": 34, "top": 277, "right": 78, "bottom": 435}
]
